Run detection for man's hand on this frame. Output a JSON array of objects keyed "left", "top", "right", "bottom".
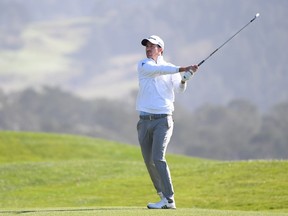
[
  {"left": 181, "top": 64, "right": 199, "bottom": 83},
  {"left": 182, "top": 71, "right": 193, "bottom": 82},
  {"left": 179, "top": 64, "right": 199, "bottom": 74},
  {"left": 187, "top": 65, "right": 199, "bottom": 73}
]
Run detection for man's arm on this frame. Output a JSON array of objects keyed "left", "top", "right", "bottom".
[
  {"left": 178, "top": 65, "right": 199, "bottom": 73},
  {"left": 138, "top": 59, "right": 179, "bottom": 77}
]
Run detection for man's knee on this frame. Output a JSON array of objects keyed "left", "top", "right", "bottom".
[{"left": 153, "top": 157, "right": 166, "bottom": 167}]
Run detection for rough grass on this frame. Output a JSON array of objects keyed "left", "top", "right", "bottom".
[{"left": 0, "top": 131, "right": 287, "bottom": 215}]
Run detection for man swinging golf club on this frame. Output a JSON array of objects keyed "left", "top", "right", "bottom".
[
  {"left": 136, "top": 35, "right": 198, "bottom": 209},
  {"left": 135, "top": 14, "right": 259, "bottom": 209}
]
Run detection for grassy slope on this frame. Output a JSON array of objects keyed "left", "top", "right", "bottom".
[
  {"left": 0, "top": 131, "right": 287, "bottom": 214},
  {"left": 0, "top": 19, "right": 87, "bottom": 76},
  {"left": 0, "top": 18, "right": 138, "bottom": 99}
]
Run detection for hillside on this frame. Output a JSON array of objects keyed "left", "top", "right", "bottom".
[
  {"left": 0, "top": 131, "right": 287, "bottom": 213},
  {"left": 1, "top": 87, "right": 287, "bottom": 160},
  {"left": 0, "top": 0, "right": 287, "bottom": 111}
]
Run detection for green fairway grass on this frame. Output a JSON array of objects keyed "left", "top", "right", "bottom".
[
  {"left": 1, "top": 207, "right": 288, "bottom": 216},
  {"left": 0, "top": 131, "right": 287, "bottom": 215}
]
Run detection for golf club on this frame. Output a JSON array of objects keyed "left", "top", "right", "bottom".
[{"left": 197, "top": 13, "right": 260, "bottom": 67}]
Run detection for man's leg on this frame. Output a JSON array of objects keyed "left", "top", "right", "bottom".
[
  {"left": 137, "top": 119, "right": 162, "bottom": 193},
  {"left": 152, "top": 116, "right": 175, "bottom": 200}
]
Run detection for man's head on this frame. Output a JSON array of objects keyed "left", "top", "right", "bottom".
[
  {"left": 141, "top": 35, "right": 164, "bottom": 50},
  {"left": 141, "top": 35, "right": 164, "bottom": 60}
]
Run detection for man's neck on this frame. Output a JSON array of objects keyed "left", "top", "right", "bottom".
[{"left": 151, "top": 55, "right": 162, "bottom": 63}]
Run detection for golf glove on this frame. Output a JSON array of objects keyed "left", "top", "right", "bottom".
[{"left": 182, "top": 71, "right": 193, "bottom": 82}]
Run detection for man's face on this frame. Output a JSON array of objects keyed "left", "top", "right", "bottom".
[{"left": 145, "top": 41, "right": 163, "bottom": 60}]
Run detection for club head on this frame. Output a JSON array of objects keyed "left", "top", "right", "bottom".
[{"left": 251, "top": 13, "right": 260, "bottom": 22}]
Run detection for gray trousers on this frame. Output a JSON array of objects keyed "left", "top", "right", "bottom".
[{"left": 137, "top": 115, "right": 174, "bottom": 200}]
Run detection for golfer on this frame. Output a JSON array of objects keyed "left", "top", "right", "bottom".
[{"left": 136, "top": 35, "right": 198, "bottom": 209}]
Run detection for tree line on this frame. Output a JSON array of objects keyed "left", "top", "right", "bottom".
[{"left": 0, "top": 87, "right": 287, "bottom": 160}]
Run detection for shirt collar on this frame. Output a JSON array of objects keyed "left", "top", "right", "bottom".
[{"left": 156, "top": 55, "right": 164, "bottom": 64}]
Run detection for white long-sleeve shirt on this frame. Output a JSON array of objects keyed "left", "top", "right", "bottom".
[{"left": 136, "top": 55, "right": 186, "bottom": 115}]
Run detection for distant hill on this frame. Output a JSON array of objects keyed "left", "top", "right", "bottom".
[
  {"left": 0, "top": 0, "right": 287, "bottom": 111},
  {"left": 0, "top": 87, "right": 287, "bottom": 160},
  {"left": 0, "top": 131, "right": 287, "bottom": 212}
]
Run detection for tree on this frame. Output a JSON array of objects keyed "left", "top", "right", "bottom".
[{"left": 251, "top": 102, "right": 288, "bottom": 159}]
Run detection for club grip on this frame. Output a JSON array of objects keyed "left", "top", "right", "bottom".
[{"left": 198, "top": 60, "right": 205, "bottom": 67}]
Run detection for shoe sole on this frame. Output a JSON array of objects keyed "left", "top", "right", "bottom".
[{"left": 147, "top": 205, "right": 176, "bottom": 209}]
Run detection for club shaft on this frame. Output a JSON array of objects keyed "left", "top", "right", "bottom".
[{"left": 198, "top": 14, "right": 258, "bottom": 67}]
